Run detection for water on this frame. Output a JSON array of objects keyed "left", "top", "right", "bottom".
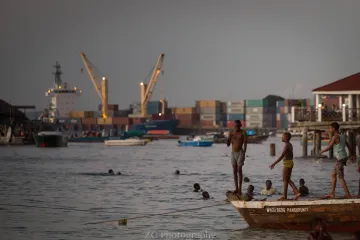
[{"left": 0, "top": 137, "right": 358, "bottom": 240}]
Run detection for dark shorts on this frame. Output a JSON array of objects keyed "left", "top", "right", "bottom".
[{"left": 332, "top": 157, "right": 348, "bottom": 179}]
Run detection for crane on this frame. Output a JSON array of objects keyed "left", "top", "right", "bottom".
[
  {"left": 140, "top": 53, "right": 165, "bottom": 118},
  {"left": 80, "top": 52, "right": 109, "bottom": 119}
]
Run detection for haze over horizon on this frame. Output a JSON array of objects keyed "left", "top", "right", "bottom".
[{"left": 2, "top": 0, "right": 360, "bottom": 110}]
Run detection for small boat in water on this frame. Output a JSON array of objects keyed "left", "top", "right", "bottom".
[
  {"left": 178, "top": 136, "right": 213, "bottom": 147},
  {"left": 226, "top": 192, "right": 360, "bottom": 233},
  {"left": 104, "top": 138, "right": 147, "bottom": 146},
  {"left": 34, "top": 131, "right": 68, "bottom": 147}
]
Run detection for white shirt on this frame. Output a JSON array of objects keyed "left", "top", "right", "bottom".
[{"left": 260, "top": 187, "right": 280, "bottom": 196}]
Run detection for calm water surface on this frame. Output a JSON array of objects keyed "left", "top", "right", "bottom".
[{"left": 0, "top": 137, "right": 358, "bottom": 240}]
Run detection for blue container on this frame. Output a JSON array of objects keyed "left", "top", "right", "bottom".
[
  {"left": 246, "top": 129, "right": 256, "bottom": 136},
  {"left": 227, "top": 114, "right": 245, "bottom": 121},
  {"left": 276, "top": 100, "right": 285, "bottom": 107}
]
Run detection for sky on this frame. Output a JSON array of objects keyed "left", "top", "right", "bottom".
[{"left": 1, "top": 0, "right": 360, "bottom": 110}]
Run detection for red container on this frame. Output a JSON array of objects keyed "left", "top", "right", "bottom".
[
  {"left": 112, "top": 117, "right": 131, "bottom": 125},
  {"left": 276, "top": 120, "right": 281, "bottom": 129},
  {"left": 147, "top": 130, "right": 169, "bottom": 135},
  {"left": 82, "top": 117, "right": 97, "bottom": 125},
  {"left": 178, "top": 119, "right": 195, "bottom": 128}
]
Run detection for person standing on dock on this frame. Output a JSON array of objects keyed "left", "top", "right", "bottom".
[
  {"left": 227, "top": 120, "right": 247, "bottom": 196},
  {"left": 269, "top": 132, "right": 300, "bottom": 200},
  {"left": 320, "top": 122, "right": 355, "bottom": 199}
]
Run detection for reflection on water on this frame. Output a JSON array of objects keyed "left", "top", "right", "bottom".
[{"left": 0, "top": 138, "right": 358, "bottom": 239}]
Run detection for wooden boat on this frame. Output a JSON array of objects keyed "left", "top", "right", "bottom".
[
  {"left": 104, "top": 138, "right": 147, "bottom": 146},
  {"left": 226, "top": 192, "right": 360, "bottom": 233},
  {"left": 178, "top": 136, "right": 213, "bottom": 147}
]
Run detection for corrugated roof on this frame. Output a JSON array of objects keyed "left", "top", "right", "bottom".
[
  {"left": 312, "top": 72, "right": 360, "bottom": 92},
  {"left": 0, "top": 99, "right": 28, "bottom": 120}
]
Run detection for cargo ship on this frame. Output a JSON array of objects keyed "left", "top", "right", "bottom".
[{"left": 130, "top": 119, "right": 179, "bottom": 134}]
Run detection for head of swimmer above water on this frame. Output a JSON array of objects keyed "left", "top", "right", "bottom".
[
  {"left": 108, "top": 169, "right": 115, "bottom": 175},
  {"left": 193, "top": 183, "right": 201, "bottom": 192},
  {"left": 202, "top": 191, "right": 210, "bottom": 199},
  {"left": 175, "top": 170, "right": 180, "bottom": 175},
  {"left": 265, "top": 180, "right": 272, "bottom": 190},
  {"left": 247, "top": 185, "right": 254, "bottom": 195}
]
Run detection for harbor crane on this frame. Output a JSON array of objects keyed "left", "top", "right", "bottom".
[
  {"left": 80, "top": 52, "right": 109, "bottom": 119},
  {"left": 140, "top": 53, "right": 165, "bottom": 118}
]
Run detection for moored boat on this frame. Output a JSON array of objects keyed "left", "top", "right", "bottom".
[
  {"left": 34, "top": 131, "right": 68, "bottom": 147},
  {"left": 178, "top": 136, "right": 213, "bottom": 147},
  {"left": 226, "top": 192, "right": 360, "bottom": 233},
  {"left": 104, "top": 138, "right": 147, "bottom": 146}
]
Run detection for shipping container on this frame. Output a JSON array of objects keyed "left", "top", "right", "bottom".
[
  {"left": 227, "top": 104, "right": 245, "bottom": 112},
  {"left": 276, "top": 120, "right": 281, "bottom": 129},
  {"left": 98, "top": 104, "right": 119, "bottom": 111},
  {"left": 173, "top": 107, "right": 196, "bottom": 114},
  {"left": 227, "top": 101, "right": 245, "bottom": 107},
  {"left": 245, "top": 99, "right": 268, "bottom": 108},
  {"left": 196, "top": 100, "right": 221, "bottom": 108},
  {"left": 246, "top": 113, "right": 264, "bottom": 122},
  {"left": 200, "top": 120, "right": 215, "bottom": 127},
  {"left": 97, "top": 117, "right": 113, "bottom": 125},
  {"left": 69, "top": 111, "right": 94, "bottom": 118},
  {"left": 200, "top": 114, "right": 220, "bottom": 121},
  {"left": 220, "top": 102, "right": 227, "bottom": 113},
  {"left": 113, "top": 110, "right": 131, "bottom": 117},
  {"left": 246, "top": 121, "right": 263, "bottom": 128},
  {"left": 276, "top": 100, "right": 285, "bottom": 107},
  {"left": 227, "top": 113, "right": 245, "bottom": 121},
  {"left": 199, "top": 107, "right": 220, "bottom": 114},
  {"left": 276, "top": 113, "right": 281, "bottom": 121},
  {"left": 263, "top": 95, "right": 284, "bottom": 107},
  {"left": 147, "top": 130, "right": 169, "bottom": 135},
  {"left": 82, "top": 117, "right": 97, "bottom": 125},
  {"left": 245, "top": 107, "right": 264, "bottom": 114},
  {"left": 263, "top": 107, "right": 276, "bottom": 114},
  {"left": 112, "top": 117, "right": 132, "bottom": 125},
  {"left": 178, "top": 119, "right": 196, "bottom": 128}
]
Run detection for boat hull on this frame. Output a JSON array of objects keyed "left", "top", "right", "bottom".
[
  {"left": 178, "top": 140, "right": 213, "bottom": 147},
  {"left": 104, "top": 139, "right": 147, "bottom": 146},
  {"left": 69, "top": 136, "right": 109, "bottom": 142},
  {"left": 35, "top": 135, "right": 68, "bottom": 147},
  {"left": 226, "top": 192, "right": 360, "bottom": 233}
]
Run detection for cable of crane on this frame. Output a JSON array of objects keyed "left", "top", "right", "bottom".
[
  {"left": 143, "top": 64, "right": 156, "bottom": 83},
  {"left": 83, "top": 201, "right": 229, "bottom": 226}
]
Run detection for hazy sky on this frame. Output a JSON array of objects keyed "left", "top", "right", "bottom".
[{"left": 1, "top": 0, "right": 360, "bottom": 110}]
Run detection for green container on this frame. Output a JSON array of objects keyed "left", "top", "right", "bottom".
[{"left": 245, "top": 99, "right": 268, "bottom": 107}]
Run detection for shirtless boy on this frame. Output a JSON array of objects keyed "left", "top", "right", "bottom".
[
  {"left": 269, "top": 132, "right": 300, "bottom": 200},
  {"left": 320, "top": 122, "right": 355, "bottom": 198},
  {"left": 227, "top": 120, "right": 247, "bottom": 195}
]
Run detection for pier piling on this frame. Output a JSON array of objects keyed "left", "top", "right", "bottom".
[
  {"left": 315, "top": 130, "right": 321, "bottom": 155},
  {"left": 312, "top": 131, "right": 316, "bottom": 156},
  {"left": 329, "top": 131, "right": 334, "bottom": 159},
  {"left": 270, "top": 143, "right": 276, "bottom": 156},
  {"left": 302, "top": 128, "right": 308, "bottom": 157}
]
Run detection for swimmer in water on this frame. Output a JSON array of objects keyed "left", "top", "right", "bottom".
[
  {"left": 175, "top": 170, "right": 180, "bottom": 175},
  {"left": 108, "top": 169, "right": 115, "bottom": 175},
  {"left": 117, "top": 171, "right": 121, "bottom": 175},
  {"left": 193, "top": 183, "right": 201, "bottom": 192},
  {"left": 307, "top": 219, "right": 333, "bottom": 240},
  {"left": 202, "top": 191, "right": 210, "bottom": 199}
]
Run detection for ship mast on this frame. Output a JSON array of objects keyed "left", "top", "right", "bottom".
[{"left": 53, "top": 62, "right": 63, "bottom": 88}]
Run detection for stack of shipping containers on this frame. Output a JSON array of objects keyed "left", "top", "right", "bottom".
[
  {"left": 226, "top": 101, "right": 245, "bottom": 128},
  {"left": 172, "top": 107, "right": 199, "bottom": 128},
  {"left": 245, "top": 99, "right": 268, "bottom": 128},
  {"left": 196, "top": 100, "right": 220, "bottom": 128},
  {"left": 219, "top": 102, "right": 228, "bottom": 127}
]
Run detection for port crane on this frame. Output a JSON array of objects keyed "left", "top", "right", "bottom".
[
  {"left": 80, "top": 52, "right": 109, "bottom": 119},
  {"left": 140, "top": 53, "right": 165, "bottom": 118}
]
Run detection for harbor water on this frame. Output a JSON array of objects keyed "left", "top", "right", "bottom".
[{"left": 0, "top": 137, "right": 358, "bottom": 240}]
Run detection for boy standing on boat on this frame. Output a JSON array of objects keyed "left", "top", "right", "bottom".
[
  {"left": 320, "top": 122, "right": 355, "bottom": 199},
  {"left": 227, "top": 120, "right": 247, "bottom": 196},
  {"left": 269, "top": 132, "right": 300, "bottom": 200}
]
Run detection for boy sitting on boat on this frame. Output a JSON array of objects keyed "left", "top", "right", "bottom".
[
  {"left": 260, "top": 180, "right": 281, "bottom": 196},
  {"left": 320, "top": 122, "right": 355, "bottom": 199},
  {"left": 269, "top": 132, "right": 301, "bottom": 200}
]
